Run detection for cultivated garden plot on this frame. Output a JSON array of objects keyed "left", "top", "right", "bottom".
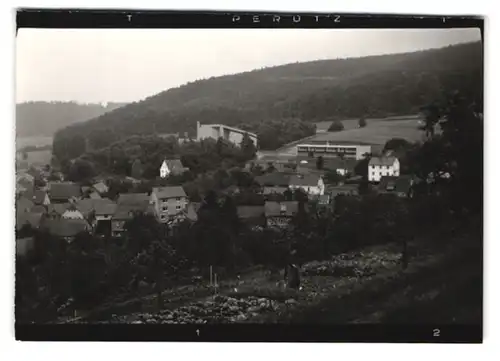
[{"left": 88, "top": 243, "right": 416, "bottom": 324}]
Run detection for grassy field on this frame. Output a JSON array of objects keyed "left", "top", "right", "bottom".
[
  {"left": 312, "top": 118, "right": 424, "bottom": 146},
  {"left": 315, "top": 115, "right": 422, "bottom": 132},
  {"left": 275, "top": 116, "right": 424, "bottom": 155}
]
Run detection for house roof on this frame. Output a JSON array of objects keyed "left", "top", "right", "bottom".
[
  {"left": 378, "top": 176, "right": 413, "bottom": 194},
  {"left": 161, "top": 159, "right": 185, "bottom": 171},
  {"left": 112, "top": 204, "right": 145, "bottom": 220},
  {"left": 369, "top": 157, "right": 398, "bottom": 167},
  {"left": 27, "top": 167, "right": 43, "bottom": 178},
  {"left": 16, "top": 184, "right": 28, "bottom": 194},
  {"left": 16, "top": 212, "right": 43, "bottom": 231},
  {"left": 94, "top": 200, "right": 117, "bottom": 216},
  {"left": 74, "top": 199, "right": 94, "bottom": 216},
  {"left": 16, "top": 197, "right": 34, "bottom": 212},
  {"left": 255, "top": 173, "right": 290, "bottom": 187},
  {"left": 17, "top": 177, "right": 34, "bottom": 190},
  {"left": 221, "top": 185, "right": 240, "bottom": 195},
  {"left": 262, "top": 186, "right": 288, "bottom": 195},
  {"left": 152, "top": 186, "right": 187, "bottom": 199},
  {"left": 49, "top": 182, "right": 81, "bottom": 200},
  {"left": 75, "top": 198, "right": 117, "bottom": 216},
  {"left": 289, "top": 174, "right": 321, "bottom": 187},
  {"left": 323, "top": 158, "right": 358, "bottom": 171},
  {"left": 264, "top": 201, "right": 299, "bottom": 217},
  {"left": 112, "top": 195, "right": 151, "bottom": 220},
  {"left": 328, "top": 184, "right": 359, "bottom": 197},
  {"left": 237, "top": 205, "right": 265, "bottom": 219},
  {"left": 89, "top": 191, "right": 102, "bottom": 199},
  {"left": 17, "top": 172, "right": 35, "bottom": 183},
  {"left": 48, "top": 203, "right": 71, "bottom": 215},
  {"left": 31, "top": 205, "right": 47, "bottom": 214},
  {"left": 44, "top": 219, "right": 89, "bottom": 238},
  {"left": 92, "top": 182, "right": 108, "bottom": 194},
  {"left": 117, "top": 193, "right": 150, "bottom": 205},
  {"left": 32, "top": 190, "right": 48, "bottom": 205},
  {"left": 318, "top": 194, "right": 331, "bottom": 204}
]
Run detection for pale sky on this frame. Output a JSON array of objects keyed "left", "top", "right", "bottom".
[{"left": 15, "top": 28, "right": 481, "bottom": 104}]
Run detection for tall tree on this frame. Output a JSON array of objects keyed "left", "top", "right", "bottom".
[
  {"left": 241, "top": 133, "right": 257, "bottom": 160},
  {"left": 316, "top": 156, "right": 324, "bottom": 170},
  {"left": 358, "top": 117, "right": 367, "bottom": 128},
  {"left": 328, "top": 121, "right": 344, "bottom": 132},
  {"left": 131, "top": 159, "right": 143, "bottom": 179}
]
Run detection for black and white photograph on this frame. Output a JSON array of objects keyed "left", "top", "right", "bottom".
[{"left": 13, "top": 10, "right": 484, "bottom": 343}]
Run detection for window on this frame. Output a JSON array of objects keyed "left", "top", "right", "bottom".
[
  {"left": 160, "top": 215, "right": 166, "bottom": 220},
  {"left": 176, "top": 205, "right": 182, "bottom": 211},
  {"left": 162, "top": 206, "right": 168, "bottom": 212}
]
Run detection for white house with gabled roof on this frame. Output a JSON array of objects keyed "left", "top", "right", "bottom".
[
  {"left": 368, "top": 156, "right": 400, "bottom": 182},
  {"left": 160, "top": 159, "right": 187, "bottom": 178}
]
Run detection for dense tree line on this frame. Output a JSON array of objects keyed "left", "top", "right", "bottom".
[
  {"left": 68, "top": 134, "right": 257, "bottom": 180},
  {"left": 16, "top": 101, "right": 126, "bottom": 137},
  {"left": 53, "top": 42, "right": 482, "bottom": 151}
]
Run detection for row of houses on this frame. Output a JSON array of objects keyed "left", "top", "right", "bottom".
[
  {"left": 255, "top": 173, "right": 325, "bottom": 196},
  {"left": 249, "top": 151, "right": 400, "bottom": 184}
]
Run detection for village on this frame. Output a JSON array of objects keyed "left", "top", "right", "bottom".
[{"left": 15, "top": 120, "right": 414, "bottom": 256}]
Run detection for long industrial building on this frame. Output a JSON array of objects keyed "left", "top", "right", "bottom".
[
  {"left": 296, "top": 141, "right": 371, "bottom": 160},
  {"left": 196, "top": 121, "right": 258, "bottom": 148}
]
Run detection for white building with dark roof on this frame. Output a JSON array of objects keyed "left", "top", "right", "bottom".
[
  {"left": 160, "top": 159, "right": 188, "bottom": 178},
  {"left": 368, "top": 156, "right": 400, "bottom": 182},
  {"left": 196, "top": 121, "right": 258, "bottom": 148},
  {"left": 296, "top": 142, "right": 371, "bottom": 160}
]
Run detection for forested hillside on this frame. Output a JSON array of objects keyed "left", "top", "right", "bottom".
[
  {"left": 53, "top": 41, "right": 482, "bottom": 155},
  {"left": 16, "top": 101, "right": 127, "bottom": 137}
]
